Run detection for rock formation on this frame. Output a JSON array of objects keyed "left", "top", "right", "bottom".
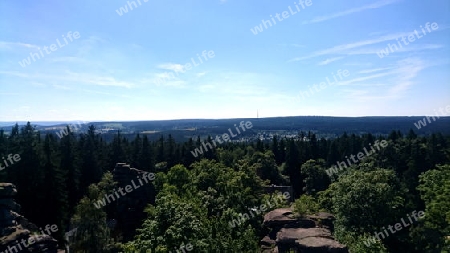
[
  {"left": 0, "top": 183, "right": 58, "bottom": 253},
  {"left": 261, "top": 208, "right": 348, "bottom": 253},
  {"left": 111, "top": 163, "right": 156, "bottom": 241}
]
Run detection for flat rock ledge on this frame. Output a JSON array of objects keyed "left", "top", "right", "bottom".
[{"left": 261, "top": 208, "right": 348, "bottom": 253}]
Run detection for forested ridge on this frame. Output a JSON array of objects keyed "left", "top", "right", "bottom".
[{"left": 0, "top": 122, "right": 449, "bottom": 252}]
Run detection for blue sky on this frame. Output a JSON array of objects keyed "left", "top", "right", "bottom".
[{"left": 0, "top": 0, "right": 449, "bottom": 121}]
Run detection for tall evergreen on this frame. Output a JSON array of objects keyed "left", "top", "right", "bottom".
[
  {"left": 60, "top": 126, "right": 81, "bottom": 213},
  {"left": 285, "top": 139, "right": 302, "bottom": 198}
]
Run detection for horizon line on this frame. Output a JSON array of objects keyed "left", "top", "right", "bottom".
[{"left": 1, "top": 114, "right": 450, "bottom": 124}]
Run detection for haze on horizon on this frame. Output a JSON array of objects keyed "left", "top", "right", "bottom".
[{"left": 1, "top": 0, "right": 449, "bottom": 121}]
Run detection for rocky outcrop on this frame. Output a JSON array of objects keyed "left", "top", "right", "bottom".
[
  {"left": 111, "top": 163, "right": 156, "bottom": 241},
  {"left": 261, "top": 208, "right": 348, "bottom": 253},
  {"left": 0, "top": 183, "right": 58, "bottom": 253}
]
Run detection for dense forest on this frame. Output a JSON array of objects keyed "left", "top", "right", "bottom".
[{"left": 0, "top": 122, "right": 449, "bottom": 252}]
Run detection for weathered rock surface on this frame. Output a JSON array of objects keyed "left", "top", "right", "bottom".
[
  {"left": 0, "top": 183, "right": 58, "bottom": 253},
  {"left": 111, "top": 163, "right": 156, "bottom": 241},
  {"left": 261, "top": 207, "right": 348, "bottom": 253}
]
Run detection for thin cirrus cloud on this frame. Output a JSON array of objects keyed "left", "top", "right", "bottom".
[
  {"left": 337, "top": 58, "right": 426, "bottom": 101},
  {"left": 358, "top": 67, "right": 393, "bottom": 74},
  {"left": 0, "top": 41, "right": 39, "bottom": 50},
  {"left": 157, "top": 63, "right": 186, "bottom": 73},
  {"left": 288, "top": 31, "right": 415, "bottom": 62},
  {"left": 0, "top": 70, "right": 135, "bottom": 88},
  {"left": 346, "top": 44, "right": 444, "bottom": 56},
  {"left": 302, "top": 0, "right": 401, "bottom": 24},
  {"left": 339, "top": 57, "right": 425, "bottom": 88},
  {"left": 317, "top": 57, "right": 344, "bottom": 65}
]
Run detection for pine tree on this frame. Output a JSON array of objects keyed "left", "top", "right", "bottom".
[
  {"left": 285, "top": 139, "right": 302, "bottom": 198},
  {"left": 60, "top": 126, "right": 82, "bottom": 213}
]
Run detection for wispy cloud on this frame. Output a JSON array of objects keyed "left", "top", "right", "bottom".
[
  {"left": 358, "top": 67, "right": 393, "bottom": 74},
  {"left": 0, "top": 70, "right": 134, "bottom": 88},
  {"left": 50, "top": 56, "right": 85, "bottom": 63},
  {"left": 77, "top": 36, "right": 105, "bottom": 55},
  {"left": 0, "top": 41, "right": 40, "bottom": 50},
  {"left": 347, "top": 44, "right": 444, "bottom": 55},
  {"left": 289, "top": 31, "right": 414, "bottom": 62},
  {"left": 302, "top": 0, "right": 400, "bottom": 24},
  {"left": 318, "top": 57, "right": 344, "bottom": 65},
  {"left": 82, "top": 89, "right": 133, "bottom": 98},
  {"left": 53, "top": 84, "right": 72, "bottom": 90},
  {"left": 338, "top": 72, "right": 394, "bottom": 86},
  {"left": 340, "top": 57, "right": 427, "bottom": 101},
  {"left": 388, "top": 57, "right": 426, "bottom": 96},
  {"left": 65, "top": 72, "right": 135, "bottom": 88},
  {"left": 0, "top": 70, "right": 31, "bottom": 78},
  {"left": 140, "top": 72, "right": 186, "bottom": 87},
  {"left": 157, "top": 63, "right": 185, "bottom": 73}
]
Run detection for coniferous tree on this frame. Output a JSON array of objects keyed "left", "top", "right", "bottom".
[
  {"left": 284, "top": 139, "right": 302, "bottom": 198},
  {"left": 80, "top": 125, "right": 103, "bottom": 193},
  {"left": 41, "top": 134, "right": 68, "bottom": 240},
  {"left": 15, "top": 122, "right": 43, "bottom": 223},
  {"left": 108, "top": 130, "right": 126, "bottom": 169},
  {"left": 138, "top": 135, "right": 155, "bottom": 172},
  {"left": 60, "top": 126, "right": 82, "bottom": 213}
]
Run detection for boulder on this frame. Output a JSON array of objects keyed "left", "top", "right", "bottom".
[{"left": 261, "top": 208, "right": 348, "bottom": 253}]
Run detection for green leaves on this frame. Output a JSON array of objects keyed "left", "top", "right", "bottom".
[
  {"left": 293, "top": 194, "right": 320, "bottom": 217},
  {"left": 70, "top": 174, "right": 114, "bottom": 252},
  {"left": 415, "top": 164, "right": 450, "bottom": 250},
  {"left": 125, "top": 159, "right": 265, "bottom": 252},
  {"left": 300, "top": 159, "right": 330, "bottom": 195}
]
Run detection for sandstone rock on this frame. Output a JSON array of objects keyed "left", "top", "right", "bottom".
[
  {"left": 0, "top": 183, "right": 58, "bottom": 253},
  {"left": 111, "top": 163, "right": 156, "bottom": 241},
  {"left": 264, "top": 207, "right": 316, "bottom": 229},
  {"left": 263, "top": 208, "right": 297, "bottom": 227},
  {"left": 261, "top": 235, "right": 276, "bottom": 247},
  {"left": 296, "top": 236, "right": 348, "bottom": 253},
  {"left": 277, "top": 227, "right": 333, "bottom": 244},
  {"left": 307, "top": 212, "right": 336, "bottom": 231},
  {"left": 261, "top": 208, "right": 348, "bottom": 253}
]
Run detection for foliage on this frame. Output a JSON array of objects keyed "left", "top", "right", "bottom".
[
  {"left": 0, "top": 123, "right": 449, "bottom": 252},
  {"left": 328, "top": 168, "right": 406, "bottom": 235},
  {"left": 293, "top": 194, "right": 320, "bottom": 217},
  {"left": 415, "top": 164, "right": 450, "bottom": 251},
  {"left": 337, "top": 231, "right": 388, "bottom": 253},
  {"left": 124, "top": 160, "right": 263, "bottom": 252},
  {"left": 70, "top": 172, "right": 116, "bottom": 252},
  {"left": 300, "top": 159, "right": 330, "bottom": 195}
]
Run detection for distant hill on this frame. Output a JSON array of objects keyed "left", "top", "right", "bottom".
[{"left": 1, "top": 116, "right": 449, "bottom": 141}]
